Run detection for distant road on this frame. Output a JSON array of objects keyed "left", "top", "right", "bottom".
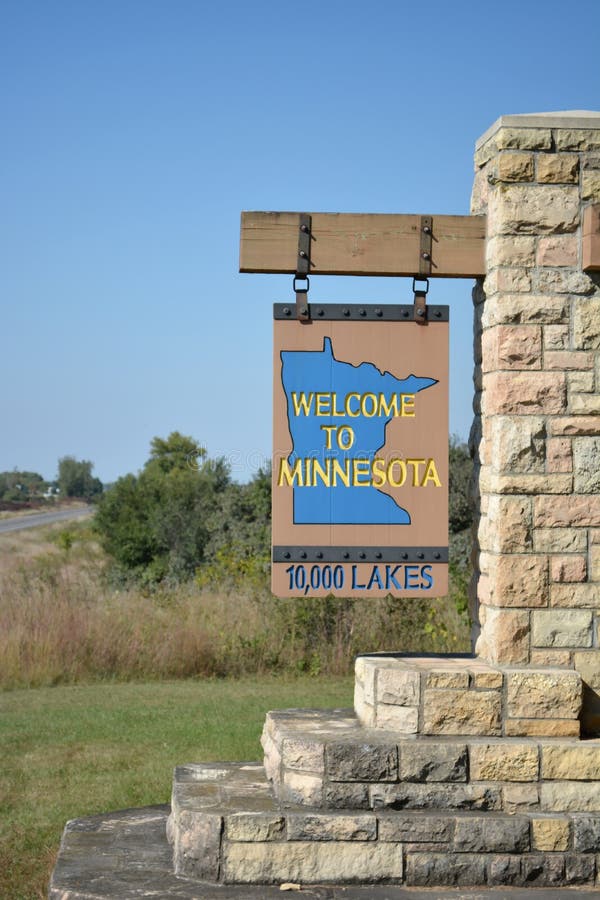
[{"left": 0, "top": 506, "right": 94, "bottom": 535}]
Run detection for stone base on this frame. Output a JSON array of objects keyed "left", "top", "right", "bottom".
[
  {"left": 261, "top": 708, "right": 600, "bottom": 813},
  {"left": 167, "top": 760, "right": 600, "bottom": 888},
  {"left": 355, "top": 655, "right": 582, "bottom": 737},
  {"left": 49, "top": 805, "right": 600, "bottom": 899}
]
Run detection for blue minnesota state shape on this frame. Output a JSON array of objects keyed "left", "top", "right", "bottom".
[{"left": 279, "top": 337, "right": 438, "bottom": 524}]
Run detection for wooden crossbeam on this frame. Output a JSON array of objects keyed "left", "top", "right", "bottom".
[
  {"left": 240, "top": 211, "right": 486, "bottom": 279},
  {"left": 583, "top": 204, "right": 600, "bottom": 272}
]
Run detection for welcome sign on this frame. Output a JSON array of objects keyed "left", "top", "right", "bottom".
[{"left": 272, "top": 303, "right": 449, "bottom": 598}]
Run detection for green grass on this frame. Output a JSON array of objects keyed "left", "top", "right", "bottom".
[{"left": 0, "top": 675, "right": 353, "bottom": 900}]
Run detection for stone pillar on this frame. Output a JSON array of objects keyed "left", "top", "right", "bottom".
[{"left": 470, "top": 112, "right": 600, "bottom": 731}]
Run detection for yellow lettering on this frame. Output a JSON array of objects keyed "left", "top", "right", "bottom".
[
  {"left": 379, "top": 394, "right": 399, "bottom": 417},
  {"left": 278, "top": 458, "right": 303, "bottom": 486},
  {"left": 291, "top": 392, "right": 314, "bottom": 416},
  {"left": 360, "top": 393, "right": 377, "bottom": 417},
  {"left": 312, "top": 459, "right": 331, "bottom": 487},
  {"left": 388, "top": 459, "right": 407, "bottom": 487},
  {"left": 371, "top": 457, "right": 387, "bottom": 488},
  {"left": 401, "top": 394, "right": 415, "bottom": 417},
  {"left": 422, "top": 458, "right": 442, "bottom": 487},
  {"left": 407, "top": 458, "right": 426, "bottom": 486},
  {"left": 315, "top": 393, "right": 331, "bottom": 416},
  {"left": 345, "top": 393, "right": 360, "bottom": 417},
  {"left": 352, "top": 458, "right": 371, "bottom": 486},
  {"left": 331, "top": 392, "right": 345, "bottom": 416},
  {"left": 332, "top": 459, "right": 350, "bottom": 487}
]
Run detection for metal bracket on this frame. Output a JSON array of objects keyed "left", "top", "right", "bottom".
[
  {"left": 412, "top": 276, "right": 429, "bottom": 325},
  {"left": 419, "top": 215, "right": 433, "bottom": 275},
  {"left": 295, "top": 213, "right": 312, "bottom": 321}
]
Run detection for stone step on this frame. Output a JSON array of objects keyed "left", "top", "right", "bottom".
[
  {"left": 261, "top": 708, "right": 600, "bottom": 812},
  {"left": 355, "top": 655, "right": 582, "bottom": 738},
  {"left": 49, "top": 806, "right": 600, "bottom": 899},
  {"left": 167, "top": 760, "right": 600, "bottom": 888}
]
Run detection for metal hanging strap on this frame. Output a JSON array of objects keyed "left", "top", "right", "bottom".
[
  {"left": 413, "top": 276, "right": 429, "bottom": 324},
  {"left": 294, "top": 214, "right": 312, "bottom": 321}
]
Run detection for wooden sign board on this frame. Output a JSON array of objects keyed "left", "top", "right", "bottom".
[{"left": 272, "top": 303, "right": 449, "bottom": 598}]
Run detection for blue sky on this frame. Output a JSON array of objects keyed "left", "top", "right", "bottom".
[{"left": 2, "top": 0, "right": 599, "bottom": 484}]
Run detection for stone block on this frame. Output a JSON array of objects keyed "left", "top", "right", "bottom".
[
  {"left": 583, "top": 170, "right": 600, "bottom": 200},
  {"left": 541, "top": 782, "right": 600, "bottom": 812},
  {"left": 400, "top": 742, "right": 467, "bottom": 783},
  {"left": 487, "top": 235, "right": 535, "bottom": 266},
  {"left": 354, "top": 692, "right": 374, "bottom": 727},
  {"left": 489, "top": 554, "right": 548, "bottom": 608},
  {"left": 487, "top": 854, "right": 522, "bottom": 886},
  {"left": 531, "top": 649, "right": 572, "bottom": 667},
  {"left": 498, "top": 151, "right": 534, "bottom": 182},
  {"left": 565, "top": 852, "right": 596, "bottom": 885},
  {"left": 281, "top": 771, "right": 322, "bottom": 806},
  {"left": 574, "top": 298, "right": 600, "bottom": 350},
  {"left": 506, "top": 670, "right": 581, "bottom": 719},
  {"left": 325, "top": 741, "right": 397, "bottom": 782},
  {"left": 377, "top": 666, "right": 419, "bottom": 705},
  {"left": 405, "top": 851, "right": 486, "bottom": 886},
  {"left": 546, "top": 437, "right": 572, "bottom": 473},
  {"left": 469, "top": 742, "right": 539, "bottom": 782},
  {"left": 482, "top": 293, "right": 568, "bottom": 327},
  {"left": 505, "top": 719, "right": 579, "bottom": 738},
  {"left": 281, "top": 738, "right": 324, "bottom": 774},
  {"left": 225, "top": 813, "right": 285, "bottom": 842},
  {"left": 489, "top": 184, "right": 579, "bottom": 234},
  {"left": 521, "top": 853, "right": 565, "bottom": 886},
  {"left": 569, "top": 371, "right": 595, "bottom": 393},
  {"left": 502, "top": 783, "right": 539, "bottom": 812},
  {"left": 485, "top": 266, "right": 532, "bottom": 294},
  {"left": 490, "top": 416, "right": 546, "bottom": 473},
  {"left": 574, "top": 438, "right": 600, "bottom": 493},
  {"left": 378, "top": 813, "right": 453, "bottom": 843},
  {"left": 483, "top": 371, "right": 566, "bottom": 415},
  {"left": 172, "top": 811, "right": 222, "bottom": 880},
  {"left": 534, "top": 527, "right": 586, "bottom": 553},
  {"left": 487, "top": 472, "right": 573, "bottom": 495},
  {"left": 531, "top": 816, "right": 570, "bottom": 851},
  {"left": 375, "top": 703, "right": 418, "bottom": 733},
  {"left": 542, "top": 744, "right": 600, "bottom": 780},
  {"left": 537, "top": 234, "right": 578, "bottom": 266},
  {"left": 544, "top": 324, "right": 569, "bottom": 349},
  {"left": 323, "top": 781, "right": 370, "bottom": 809},
  {"left": 571, "top": 393, "right": 600, "bottom": 415},
  {"left": 496, "top": 128, "right": 553, "bottom": 151},
  {"left": 551, "top": 583, "right": 599, "bottom": 608},
  {"left": 422, "top": 688, "right": 501, "bottom": 735},
  {"left": 534, "top": 495, "right": 600, "bottom": 527},
  {"left": 574, "top": 651, "right": 600, "bottom": 690},
  {"left": 425, "top": 669, "right": 469, "bottom": 689},
  {"left": 476, "top": 608, "right": 530, "bottom": 665},
  {"left": 472, "top": 670, "right": 504, "bottom": 689},
  {"left": 546, "top": 350, "right": 595, "bottom": 370},
  {"left": 532, "top": 609, "right": 593, "bottom": 647},
  {"left": 453, "top": 815, "right": 530, "bottom": 852},
  {"left": 573, "top": 816, "right": 600, "bottom": 852},
  {"left": 537, "top": 269, "right": 594, "bottom": 295},
  {"left": 370, "top": 782, "right": 502, "bottom": 811},
  {"left": 487, "top": 495, "right": 532, "bottom": 552},
  {"left": 555, "top": 129, "right": 600, "bottom": 151},
  {"left": 537, "top": 152, "right": 579, "bottom": 183},
  {"left": 222, "top": 839, "right": 404, "bottom": 883},
  {"left": 285, "top": 813, "right": 376, "bottom": 841}
]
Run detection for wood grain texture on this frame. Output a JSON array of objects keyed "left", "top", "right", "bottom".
[
  {"left": 583, "top": 204, "right": 600, "bottom": 272},
  {"left": 240, "top": 211, "right": 486, "bottom": 278}
]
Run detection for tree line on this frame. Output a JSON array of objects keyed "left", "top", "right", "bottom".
[{"left": 0, "top": 457, "right": 102, "bottom": 506}]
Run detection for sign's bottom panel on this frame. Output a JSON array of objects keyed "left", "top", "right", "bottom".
[{"left": 272, "top": 561, "right": 448, "bottom": 598}]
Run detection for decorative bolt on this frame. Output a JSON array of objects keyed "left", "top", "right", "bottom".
[
  {"left": 375, "top": 308, "right": 382, "bottom": 317},
  {"left": 402, "top": 553, "right": 408, "bottom": 560},
  {"left": 375, "top": 551, "right": 382, "bottom": 559},
  {"left": 343, "top": 552, "right": 350, "bottom": 559},
  {"left": 300, "top": 551, "right": 307, "bottom": 559},
  {"left": 417, "top": 307, "right": 425, "bottom": 317},
  {"left": 423, "top": 225, "right": 431, "bottom": 234},
  {"left": 300, "top": 305, "right": 308, "bottom": 315},
  {"left": 284, "top": 551, "right": 290, "bottom": 559},
  {"left": 421, "top": 251, "right": 431, "bottom": 261},
  {"left": 402, "top": 310, "right": 409, "bottom": 318},
  {"left": 359, "top": 308, "right": 366, "bottom": 317},
  {"left": 435, "top": 310, "right": 442, "bottom": 318},
  {"left": 316, "top": 551, "right": 323, "bottom": 559},
  {"left": 299, "top": 250, "right": 307, "bottom": 259},
  {"left": 418, "top": 553, "right": 424, "bottom": 560},
  {"left": 359, "top": 552, "right": 366, "bottom": 559},
  {"left": 300, "top": 224, "right": 309, "bottom": 233},
  {"left": 317, "top": 308, "right": 324, "bottom": 316},
  {"left": 434, "top": 552, "right": 441, "bottom": 560},
  {"left": 283, "top": 307, "right": 291, "bottom": 316},
  {"left": 343, "top": 307, "right": 350, "bottom": 317}
]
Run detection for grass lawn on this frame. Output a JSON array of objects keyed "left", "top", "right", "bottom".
[{"left": 0, "top": 675, "right": 353, "bottom": 900}]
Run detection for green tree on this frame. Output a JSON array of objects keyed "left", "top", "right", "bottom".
[
  {"left": 0, "top": 470, "right": 47, "bottom": 501},
  {"left": 95, "top": 432, "right": 230, "bottom": 583},
  {"left": 448, "top": 437, "right": 473, "bottom": 534},
  {"left": 57, "top": 457, "right": 103, "bottom": 500}
]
